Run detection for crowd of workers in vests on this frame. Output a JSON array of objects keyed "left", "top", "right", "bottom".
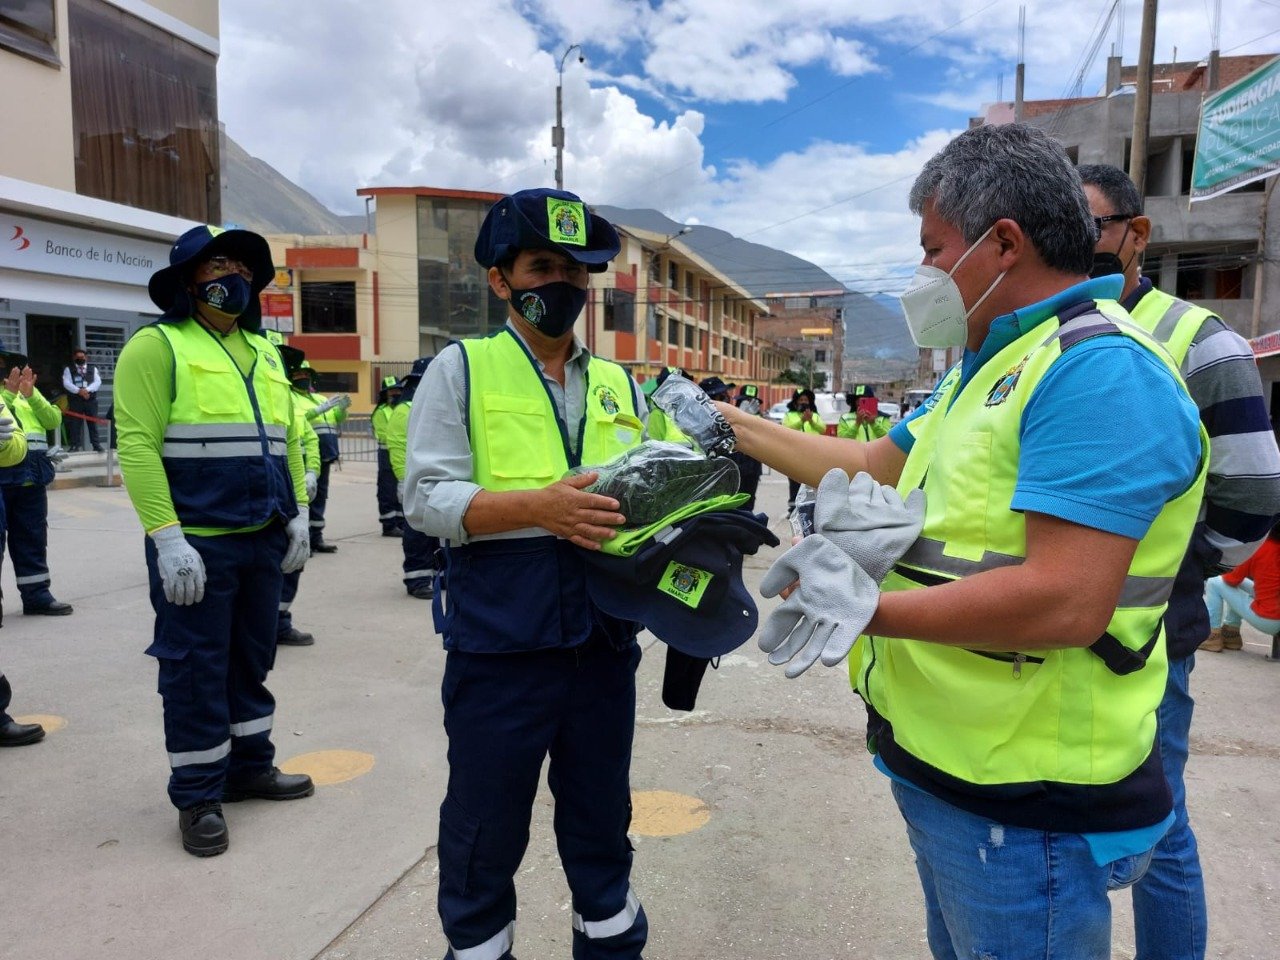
[{"left": 5, "top": 120, "right": 1280, "bottom": 960}]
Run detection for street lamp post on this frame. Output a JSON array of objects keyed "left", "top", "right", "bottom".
[{"left": 553, "top": 44, "right": 583, "bottom": 191}]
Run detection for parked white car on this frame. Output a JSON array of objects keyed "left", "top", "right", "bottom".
[
  {"left": 766, "top": 401, "right": 790, "bottom": 422},
  {"left": 877, "top": 401, "right": 902, "bottom": 423}
]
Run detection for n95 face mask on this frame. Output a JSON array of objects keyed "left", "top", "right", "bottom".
[{"left": 899, "top": 225, "right": 1005, "bottom": 349}]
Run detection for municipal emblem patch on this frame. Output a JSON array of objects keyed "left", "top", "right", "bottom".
[
  {"left": 204, "top": 281, "right": 229, "bottom": 309},
  {"left": 594, "top": 384, "right": 620, "bottom": 415},
  {"left": 547, "top": 199, "right": 587, "bottom": 247},
  {"left": 657, "top": 561, "right": 712, "bottom": 609},
  {"left": 985, "top": 358, "right": 1027, "bottom": 406},
  {"left": 519, "top": 292, "right": 546, "bottom": 325},
  {"left": 265, "top": 355, "right": 278, "bottom": 369}
]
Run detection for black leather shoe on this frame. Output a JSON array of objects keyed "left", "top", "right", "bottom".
[
  {"left": 0, "top": 719, "right": 45, "bottom": 746},
  {"left": 179, "top": 801, "right": 228, "bottom": 856},
  {"left": 222, "top": 767, "right": 315, "bottom": 803},
  {"left": 310, "top": 541, "right": 338, "bottom": 554},
  {"left": 24, "top": 600, "right": 73, "bottom": 616},
  {"left": 408, "top": 580, "right": 435, "bottom": 600},
  {"left": 277, "top": 627, "right": 315, "bottom": 646}
]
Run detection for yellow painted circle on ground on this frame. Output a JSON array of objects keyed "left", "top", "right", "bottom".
[
  {"left": 279, "top": 749, "right": 375, "bottom": 786},
  {"left": 14, "top": 714, "right": 66, "bottom": 733},
  {"left": 630, "top": 790, "right": 711, "bottom": 837}
]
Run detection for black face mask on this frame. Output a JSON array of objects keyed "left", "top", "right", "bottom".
[
  {"left": 1090, "top": 221, "right": 1136, "bottom": 280},
  {"left": 504, "top": 278, "right": 588, "bottom": 338}
]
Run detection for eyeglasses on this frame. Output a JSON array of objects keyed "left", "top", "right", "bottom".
[
  {"left": 1092, "top": 213, "right": 1134, "bottom": 234},
  {"left": 203, "top": 256, "right": 254, "bottom": 279}
]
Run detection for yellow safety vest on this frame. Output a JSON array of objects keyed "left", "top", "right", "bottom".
[
  {"left": 854, "top": 301, "right": 1207, "bottom": 828},
  {"left": 1127, "top": 284, "right": 1214, "bottom": 367},
  {"left": 463, "top": 329, "right": 642, "bottom": 491},
  {"left": 153, "top": 320, "right": 297, "bottom": 529}
]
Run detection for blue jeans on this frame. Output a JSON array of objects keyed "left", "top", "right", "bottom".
[
  {"left": 1203, "top": 576, "right": 1280, "bottom": 633},
  {"left": 891, "top": 781, "right": 1153, "bottom": 960},
  {"left": 1130, "top": 655, "right": 1207, "bottom": 959}
]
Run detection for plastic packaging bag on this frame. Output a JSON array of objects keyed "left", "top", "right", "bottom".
[
  {"left": 652, "top": 373, "right": 737, "bottom": 456},
  {"left": 571, "top": 441, "right": 741, "bottom": 526}
]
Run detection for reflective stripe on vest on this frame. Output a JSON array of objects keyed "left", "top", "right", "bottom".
[
  {"left": 152, "top": 320, "right": 298, "bottom": 529},
  {"left": 448, "top": 921, "right": 514, "bottom": 960},
  {"left": 857, "top": 299, "right": 1208, "bottom": 794},
  {"left": 1127, "top": 285, "right": 1214, "bottom": 369},
  {"left": 463, "top": 329, "right": 642, "bottom": 492}
]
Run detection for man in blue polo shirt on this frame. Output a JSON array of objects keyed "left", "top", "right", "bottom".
[{"left": 719, "top": 123, "right": 1205, "bottom": 959}]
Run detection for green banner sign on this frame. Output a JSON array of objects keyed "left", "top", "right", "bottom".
[{"left": 1190, "top": 56, "right": 1280, "bottom": 202}]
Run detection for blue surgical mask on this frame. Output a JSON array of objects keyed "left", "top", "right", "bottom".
[
  {"left": 195, "top": 274, "right": 252, "bottom": 317},
  {"left": 505, "top": 280, "right": 588, "bottom": 338}
]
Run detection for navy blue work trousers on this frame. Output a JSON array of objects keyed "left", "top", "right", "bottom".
[
  {"left": 144, "top": 524, "right": 286, "bottom": 810},
  {"left": 376, "top": 448, "right": 402, "bottom": 531},
  {"left": 308, "top": 460, "right": 333, "bottom": 544},
  {"left": 1, "top": 483, "right": 55, "bottom": 608},
  {"left": 403, "top": 524, "right": 439, "bottom": 592},
  {"left": 438, "top": 637, "right": 647, "bottom": 960},
  {"left": 278, "top": 568, "right": 300, "bottom": 635}
]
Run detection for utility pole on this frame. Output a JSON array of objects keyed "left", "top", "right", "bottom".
[
  {"left": 1129, "top": 0, "right": 1158, "bottom": 197},
  {"left": 553, "top": 44, "right": 583, "bottom": 191},
  {"left": 1207, "top": 0, "right": 1222, "bottom": 90},
  {"left": 1014, "top": 6, "right": 1026, "bottom": 122}
]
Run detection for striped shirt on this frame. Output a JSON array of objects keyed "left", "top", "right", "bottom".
[{"left": 1125, "top": 277, "right": 1280, "bottom": 658}]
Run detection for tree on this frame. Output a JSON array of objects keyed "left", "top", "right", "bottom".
[{"left": 776, "top": 358, "right": 827, "bottom": 391}]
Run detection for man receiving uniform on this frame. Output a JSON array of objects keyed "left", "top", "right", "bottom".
[
  {"left": 290, "top": 361, "right": 349, "bottom": 554},
  {"left": 1080, "top": 163, "right": 1280, "bottom": 960},
  {"left": 386, "top": 357, "right": 437, "bottom": 599},
  {"left": 0, "top": 355, "right": 72, "bottom": 615},
  {"left": 115, "top": 225, "right": 314, "bottom": 857},
  {"left": 404, "top": 188, "right": 650, "bottom": 960},
  {"left": 372, "top": 375, "right": 404, "bottom": 536}
]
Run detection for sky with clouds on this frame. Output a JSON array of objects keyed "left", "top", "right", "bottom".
[{"left": 218, "top": 0, "right": 1280, "bottom": 294}]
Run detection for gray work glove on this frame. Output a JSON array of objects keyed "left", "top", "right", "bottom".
[
  {"left": 151, "top": 526, "right": 206, "bottom": 606},
  {"left": 813, "top": 468, "right": 925, "bottom": 583},
  {"left": 47, "top": 447, "right": 69, "bottom": 464},
  {"left": 282, "top": 514, "right": 310, "bottom": 574},
  {"left": 0, "top": 416, "right": 15, "bottom": 445},
  {"left": 313, "top": 394, "right": 351, "bottom": 416},
  {"left": 397, "top": 479, "right": 406, "bottom": 504},
  {"left": 304, "top": 470, "right": 318, "bottom": 502},
  {"left": 758, "top": 535, "right": 880, "bottom": 678},
  {"left": 333, "top": 394, "right": 351, "bottom": 411}
]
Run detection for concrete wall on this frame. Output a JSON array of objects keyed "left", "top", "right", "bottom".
[
  {"left": 371, "top": 195, "right": 421, "bottom": 361},
  {"left": 0, "top": 0, "right": 76, "bottom": 190}
]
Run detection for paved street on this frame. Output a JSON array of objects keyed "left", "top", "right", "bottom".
[{"left": 2, "top": 462, "right": 1277, "bottom": 960}]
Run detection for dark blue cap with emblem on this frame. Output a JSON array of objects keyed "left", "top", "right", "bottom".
[{"left": 474, "top": 188, "right": 621, "bottom": 273}]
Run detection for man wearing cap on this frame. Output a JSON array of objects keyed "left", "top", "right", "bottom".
[
  {"left": 115, "top": 224, "right": 315, "bottom": 857},
  {"left": 290, "top": 362, "right": 349, "bottom": 554},
  {"left": 386, "top": 357, "right": 437, "bottom": 599},
  {"left": 61, "top": 348, "right": 103, "bottom": 452},
  {"left": 837, "top": 385, "right": 889, "bottom": 443},
  {"left": 372, "top": 375, "right": 404, "bottom": 536},
  {"left": 403, "top": 188, "right": 650, "bottom": 960},
  {"left": 0, "top": 357, "right": 71, "bottom": 615}
]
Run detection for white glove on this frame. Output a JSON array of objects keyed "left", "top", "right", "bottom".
[
  {"left": 397, "top": 480, "right": 405, "bottom": 503},
  {"left": 334, "top": 394, "right": 351, "bottom": 411},
  {"left": 281, "top": 514, "right": 310, "bottom": 574},
  {"left": 0, "top": 416, "right": 15, "bottom": 444},
  {"left": 312, "top": 396, "right": 339, "bottom": 415},
  {"left": 758, "top": 535, "right": 880, "bottom": 678},
  {"left": 151, "top": 526, "right": 207, "bottom": 606},
  {"left": 813, "top": 468, "right": 925, "bottom": 583},
  {"left": 47, "top": 447, "right": 69, "bottom": 464},
  {"left": 282, "top": 514, "right": 310, "bottom": 573},
  {"left": 304, "top": 470, "right": 318, "bottom": 501}
]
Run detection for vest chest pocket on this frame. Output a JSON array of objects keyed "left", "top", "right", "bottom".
[
  {"left": 189, "top": 363, "right": 245, "bottom": 417},
  {"left": 258, "top": 370, "right": 294, "bottom": 428},
  {"left": 479, "top": 393, "right": 558, "bottom": 483},
  {"left": 584, "top": 409, "right": 642, "bottom": 461},
  {"left": 938, "top": 430, "right": 991, "bottom": 562}
]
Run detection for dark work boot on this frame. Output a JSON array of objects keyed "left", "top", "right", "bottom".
[
  {"left": 222, "top": 767, "right": 315, "bottom": 802},
  {"left": 277, "top": 627, "right": 315, "bottom": 647},
  {"left": 179, "top": 801, "right": 229, "bottom": 857}
]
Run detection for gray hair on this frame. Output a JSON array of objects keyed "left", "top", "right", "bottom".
[
  {"left": 1076, "top": 163, "right": 1144, "bottom": 217},
  {"left": 909, "top": 124, "right": 1096, "bottom": 276}
]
